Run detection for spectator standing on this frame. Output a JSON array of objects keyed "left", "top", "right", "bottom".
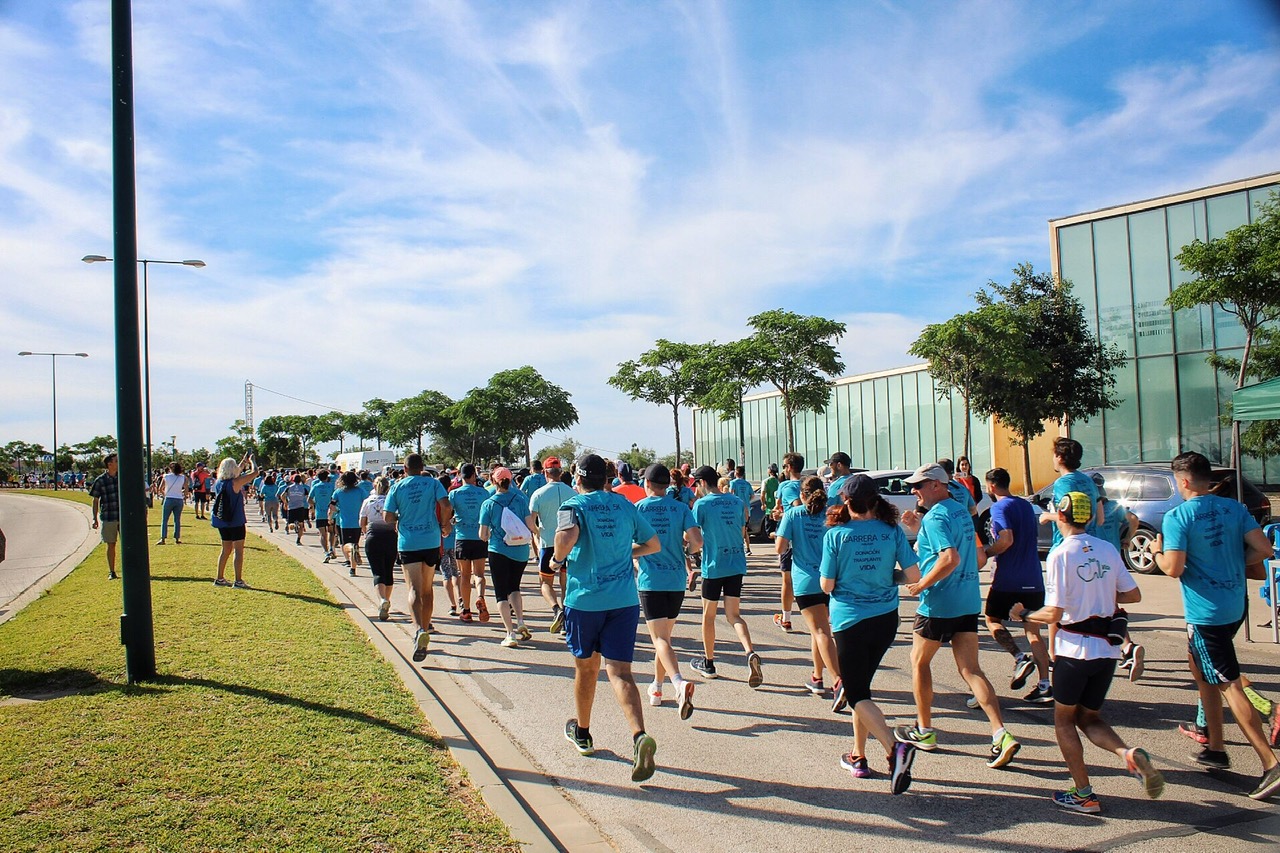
[
  {"left": 156, "top": 461, "right": 189, "bottom": 545},
  {"left": 212, "top": 453, "right": 257, "bottom": 589},
  {"left": 88, "top": 453, "right": 121, "bottom": 580}
]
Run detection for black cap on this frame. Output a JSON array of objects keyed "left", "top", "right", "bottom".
[
  {"left": 643, "top": 463, "right": 671, "bottom": 485},
  {"left": 839, "top": 473, "right": 878, "bottom": 503},
  {"left": 576, "top": 453, "right": 607, "bottom": 479},
  {"left": 617, "top": 461, "right": 635, "bottom": 482},
  {"left": 829, "top": 451, "right": 852, "bottom": 467},
  {"left": 692, "top": 465, "right": 719, "bottom": 485}
]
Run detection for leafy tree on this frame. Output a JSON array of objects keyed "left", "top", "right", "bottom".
[
  {"left": 692, "top": 339, "right": 757, "bottom": 470},
  {"left": 608, "top": 340, "right": 710, "bottom": 464},
  {"left": 450, "top": 367, "right": 578, "bottom": 467},
  {"left": 1169, "top": 192, "right": 1280, "bottom": 465},
  {"left": 969, "top": 264, "right": 1124, "bottom": 493},
  {"left": 618, "top": 444, "right": 656, "bottom": 472},
  {"left": 386, "top": 390, "right": 454, "bottom": 455},
  {"left": 910, "top": 310, "right": 997, "bottom": 460},
  {"left": 1208, "top": 327, "right": 1280, "bottom": 458},
  {"left": 657, "top": 449, "right": 695, "bottom": 469},
  {"left": 215, "top": 420, "right": 257, "bottom": 463},
  {"left": 255, "top": 415, "right": 317, "bottom": 469},
  {"left": 362, "top": 397, "right": 394, "bottom": 450},
  {"left": 310, "top": 412, "right": 348, "bottom": 455},
  {"left": 535, "top": 436, "right": 583, "bottom": 464}
]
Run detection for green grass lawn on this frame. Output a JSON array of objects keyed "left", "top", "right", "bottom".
[{"left": 0, "top": 493, "right": 516, "bottom": 852}]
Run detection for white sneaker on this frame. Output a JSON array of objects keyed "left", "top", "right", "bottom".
[
  {"left": 377, "top": 598, "right": 390, "bottom": 621},
  {"left": 647, "top": 682, "right": 663, "bottom": 707},
  {"left": 501, "top": 633, "right": 519, "bottom": 648}
]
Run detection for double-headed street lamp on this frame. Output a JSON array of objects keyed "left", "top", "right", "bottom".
[
  {"left": 17, "top": 351, "right": 90, "bottom": 490},
  {"left": 83, "top": 254, "right": 204, "bottom": 490}
]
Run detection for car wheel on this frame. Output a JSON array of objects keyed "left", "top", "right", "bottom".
[{"left": 1126, "top": 527, "right": 1160, "bottom": 575}]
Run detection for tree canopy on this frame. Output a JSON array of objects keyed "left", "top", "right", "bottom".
[
  {"left": 608, "top": 339, "right": 708, "bottom": 464},
  {"left": 449, "top": 366, "right": 577, "bottom": 467}
]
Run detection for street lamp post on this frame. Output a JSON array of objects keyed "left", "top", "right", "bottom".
[
  {"left": 83, "top": 255, "right": 204, "bottom": 493},
  {"left": 17, "top": 352, "right": 89, "bottom": 490}
]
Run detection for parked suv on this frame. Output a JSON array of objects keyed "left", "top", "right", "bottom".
[{"left": 1032, "top": 463, "right": 1270, "bottom": 574}]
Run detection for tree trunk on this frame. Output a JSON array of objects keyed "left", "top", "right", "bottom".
[
  {"left": 524, "top": 434, "right": 532, "bottom": 468},
  {"left": 1021, "top": 437, "right": 1033, "bottom": 496},
  {"left": 672, "top": 401, "right": 681, "bottom": 465},
  {"left": 784, "top": 399, "right": 796, "bottom": 454},
  {"left": 417, "top": 431, "right": 423, "bottom": 455},
  {"left": 738, "top": 386, "right": 747, "bottom": 478},
  {"left": 1233, "top": 326, "right": 1255, "bottom": 469}
]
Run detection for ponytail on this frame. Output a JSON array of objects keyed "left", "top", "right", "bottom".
[
  {"left": 827, "top": 493, "right": 899, "bottom": 527},
  {"left": 800, "top": 476, "right": 826, "bottom": 515}
]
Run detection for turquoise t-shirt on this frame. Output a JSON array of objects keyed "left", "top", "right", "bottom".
[
  {"left": 308, "top": 480, "right": 335, "bottom": 520},
  {"left": 777, "top": 505, "right": 829, "bottom": 596},
  {"left": 479, "top": 489, "right": 533, "bottom": 562},
  {"left": 448, "top": 483, "right": 489, "bottom": 542},
  {"left": 1096, "top": 498, "right": 1128, "bottom": 551},
  {"left": 636, "top": 495, "right": 699, "bottom": 592},
  {"left": 561, "top": 490, "right": 656, "bottom": 611},
  {"left": 729, "top": 477, "right": 754, "bottom": 508},
  {"left": 520, "top": 472, "right": 547, "bottom": 500},
  {"left": 1052, "top": 470, "right": 1100, "bottom": 546},
  {"left": 260, "top": 482, "right": 280, "bottom": 501},
  {"left": 1163, "top": 494, "right": 1259, "bottom": 625},
  {"left": 252, "top": 475, "right": 264, "bottom": 494},
  {"left": 358, "top": 480, "right": 374, "bottom": 497},
  {"left": 777, "top": 478, "right": 802, "bottom": 509},
  {"left": 915, "top": 497, "right": 982, "bottom": 618},
  {"left": 666, "top": 485, "right": 696, "bottom": 506},
  {"left": 530, "top": 481, "right": 576, "bottom": 548},
  {"left": 330, "top": 487, "right": 365, "bottom": 529},
  {"left": 821, "top": 519, "right": 918, "bottom": 631},
  {"left": 826, "top": 475, "right": 849, "bottom": 507},
  {"left": 384, "top": 475, "right": 448, "bottom": 550},
  {"left": 692, "top": 493, "right": 748, "bottom": 580},
  {"left": 947, "top": 479, "right": 976, "bottom": 512}
]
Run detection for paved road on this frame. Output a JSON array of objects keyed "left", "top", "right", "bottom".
[
  {"left": 0, "top": 492, "right": 95, "bottom": 625},
  {"left": 250, "top": 514, "right": 1280, "bottom": 852}
]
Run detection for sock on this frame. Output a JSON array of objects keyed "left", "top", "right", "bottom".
[
  {"left": 1038, "top": 679, "right": 1050, "bottom": 690},
  {"left": 633, "top": 730, "right": 647, "bottom": 744},
  {"left": 577, "top": 724, "right": 590, "bottom": 739},
  {"left": 670, "top": 674, "right": 686, "bottom": 690},
  {"left": 1076, "top": 784, "right": 1093, "bottom": 798},
  {"left": 1244, "top": 686, "right": 1273, "bottom": 716},
  {"left": 992, "top": 727, "right": 1007, "bottom": 744},
  {"left": 918, "top": 725, "right": 934, "bottom": 735},
  {"left": 1196, "top": 700, "right": 1207, "bottom": 729}
]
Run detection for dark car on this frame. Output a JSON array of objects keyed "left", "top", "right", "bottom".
[{"left": 1032, "top": 463, "right": 1270, "bottom": 574}]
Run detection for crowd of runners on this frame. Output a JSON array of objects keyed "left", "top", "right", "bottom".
[{"left": 81, "top": 436, "right": 1280, "bottom": 804}]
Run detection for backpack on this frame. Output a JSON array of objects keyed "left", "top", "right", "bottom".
[
  {"left": 500, "top": 498, "right": 532, "bottom": 547},
  {"left": 211, "top": 483, "right": 235, "bottom": 524}
]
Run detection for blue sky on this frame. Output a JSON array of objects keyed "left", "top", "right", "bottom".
[{"left": 3, "top": 0, "right": 1279, "bottom": 463}]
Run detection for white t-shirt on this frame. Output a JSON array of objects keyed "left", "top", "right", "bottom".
[
  {"left": 1045, "top": 533, "right": 1137, "bottom": 661},
  {"left": 162, "top": 472, "right": 188, "bottom": 500},
  {"left": 360, "top": 493, "right": 394, "bottom": 533}
]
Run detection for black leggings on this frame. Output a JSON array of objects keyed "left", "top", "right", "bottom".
[
  {"left": 834, "top": 610, "right": 900, "bottom": 705},
  {"left": 364, "top": 531, "right": 397, "bottom": 587},
  {"left": 488, "top": 552, "right": 528, "bottom": 602}
]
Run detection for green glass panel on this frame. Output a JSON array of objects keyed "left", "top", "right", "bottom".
[
  {"left": 934, "top": 386, "right": 953, "bottom": 463},
  {"left": 1249, "top": 185, "right": 1280, "bottom": 218},
  {"left": 1129, "top": 210, "right": 1172, "bottom": 356},
  {"left": 874, "top": 379, "right": 890, "bottom": 468},
  {"left": 846, "top": 384, "right": 863, "bottom": 466},
  {"left": 1058, "top": 223, "right": 1097, "bottom": 336},
  {"left": 862, "top": 382, "right": 878, "bottom": 469},
  {"left": 1093, "top": 217, "right": 1135, "bottom": 356},
  {"left": 888, "top": 376, "right": 904, "bottom": 468},
  {"left": 903, "top": 372, "right": 920, "bottom": 467},
  {"left": 919, "top": 375, "right": 937, "bottom": 462},
  {"left": 1177, "top": 353, "right": 1222, "bottom": 463},
  {"left": 970, "top": 408, "right": 991, "bottom": 475},
  {"left": 1207, "top": 193, "right": 1251, "bottom": 350},
  {"left": 1104, "top": 360, "right": 1140, "bottom": 463},
  {"left": 1137, "top": 356, "right": 1178, "bottom": 461},
  {"left": 1168, "top": 200, "right": 1213, "bottom": 352},
  {"left": 1073, "top": 414, "right": 1105, "bottom": 468}
]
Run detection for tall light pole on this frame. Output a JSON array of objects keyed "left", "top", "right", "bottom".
[
  {"left": 83, "top": 254, "right": 205, "bottom": 492},
  {"left": 18, "top": 352, "right": 89, "bottom": 490}
]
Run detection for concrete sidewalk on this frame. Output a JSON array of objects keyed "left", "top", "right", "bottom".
[{"left": 251, "top": 514, "right": 1280, "bottom": 853}]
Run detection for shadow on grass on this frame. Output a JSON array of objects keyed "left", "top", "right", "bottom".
[
  {"left": 150, "top": 575, "right": 342, "bottom": 609},
  {"left": 0, "top": 667, "right": 118, "bottom": 697}
]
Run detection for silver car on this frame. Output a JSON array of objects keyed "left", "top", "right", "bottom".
[{"left": 861, "top": 469, "right": 991, "bottom": 543}]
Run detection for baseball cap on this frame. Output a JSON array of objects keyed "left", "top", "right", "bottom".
[
  {"left": 903, "top": 463, "right": 949, "bottom": 485},
  {"left": 829, "top": 451, "right": 852, "bottom": 467},
  {"left": 1058, "top": 491, "right": 1094, "bottom": 525},
  {"left": 575, "top": 453, "right": 607, "bottom": 479},
  {"left": 543, "top": 456, "right": 562, "bottom": 469},
  {"left": 491, "top": 466, "right": 514, "bottom": 483},
  {"left": 839, "top": 473, "right": 878, "bottom": 503},
  {"left": 617, "top": 461, "right": 635, "bottom": 482},
  {"left": 196, "top": 462, "right": 206, "bottom": 468},
  {"left": 643, "top": 463, "right": 671, "bottom": 485},
  {"left": 692, "top": 465, "right": 719, "bottom": 485}
]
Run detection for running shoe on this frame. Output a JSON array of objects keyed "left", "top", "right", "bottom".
[
  {"left": 1010, "top": 653, "right": 1035, "bottom": 691},
  {"left": 232, "top": 580, "right": 251, "bottom": 589},
  {"left": 1124, "top": 747, "right": 1165, "bottom": 799},
  {"left": 1024, "top": 684, "right": 1055, "bottom": 705},
  {"left": 564, "top": 719, "right": 594, "bottom": 755},
  {"left": 295, "top": 536, "right": 302, "bottom": 545},
  {"left": 156, "top": 538, "right": 166, "bottom": 546},
  {"left": 349, "top": 566, "right": 356, "bottom": 577},
  {"left": 965, "top": 695, "right": 980, "bottom": 710},
  {"left": 690, "top": 656, "right": 718, "bottom": 679},
  {"left": 840, "top": 753, "right": 874, "bottom": 779},
  {"left": 323, "top": 552, "right": 332, "bottom": 564},
  {"left": 412, "top": 629, "right": 430, "bottom": 661},
  {"left": 774, "top": 613, "right": 792, "bottom": 632},
  {"left": 678, "top": 681, "right": 695, "bottom": 721},
  {"left": 1193, "top": 747, "right": 1230, "bottom": 770},
  {"left": 987, "top": 731, "right": 1021, "bottom": 768},
  {"left": 449, "top": 607, "right": 458, "bottom": 617},
  {"left": 477, "top": 600, "right": 490, "bottom": 623},
  {"left": 1128, "top": 644, "right": 1145, "bottom": 682},
  {"left": 1248, "top": 764, "right": 1280, "bottom": 801},
  {"left": 1053, "top": 787, "right": 1101, "bottom": 814},
  {"left": 517, "top": 624, "right": 532, "bottom": 642},
  {"left": 632, "top": 733, "right": 657, "bottom": 783},
  {"left": 459, "top": 610, "right": 473, "bottom": 623},
  {"left": 213, "top": 578, "right": 232, "bottom": 587},
  {"left": 1178, "top": 721, "right": 1209, "bottom": 744},
  {"left": 500, "top": 633, "right": 519, "bottom": 648},
  {"left": 647, "top": 683, "right": 663, "bottom": 707},
  {"left": 804, "top": 675, "right": 825, "bottom": 695},
  {"left": 832, "top": 678, "right": 848, "bottom": 713},
  {"left": 378, "top": 598, "right": 391, "bottom": 621},
  {"left": 889, "top": 742, "right": 916, "bottom": 794},
  {"left": 550, "top": 604, "right": 565, "bottom": 635},
  {"left": 894, "top": 725, "right": 938, "bottom": 752},
  {"left": 747, "top": 652, "right": 764, "bottom": 688}
]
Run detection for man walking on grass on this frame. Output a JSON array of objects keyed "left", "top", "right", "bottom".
[
  {"left": 88, "top": 453, "right": 120, "bottom": 580},
  {"left": 553, "top": 454, "right": 661, "bottom": 782}
]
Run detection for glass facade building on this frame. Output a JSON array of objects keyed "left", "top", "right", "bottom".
[
  {"left": 694, "top": 172, "right": 1280, "bottom": 487},
  {"left": 1050, "top": 172, "right": 1280, "bottom": 483}
]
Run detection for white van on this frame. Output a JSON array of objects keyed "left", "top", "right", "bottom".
[{"left": 335, "top": 450, "right": 398, "bottom": 473}]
